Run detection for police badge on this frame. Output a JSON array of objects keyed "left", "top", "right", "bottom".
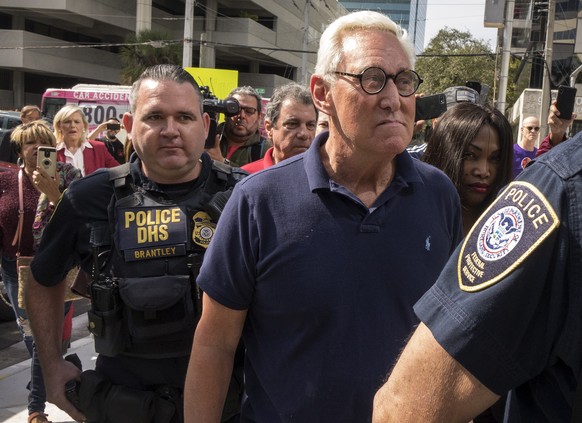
[
  {"left": 192, "top": 211, "right": 216, "bottom": 248},
  {"left": 458, "top": 181, "right": 559, "bottom": 292}
]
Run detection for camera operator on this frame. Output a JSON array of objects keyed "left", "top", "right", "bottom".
[
  {"left": 205, "top": 86, "right": 269, "bottom": 168},
  {"left": 88, "top": 117, "right": 125, "bottom": 164}
]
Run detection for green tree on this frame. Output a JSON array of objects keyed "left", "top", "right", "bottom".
[
  {"left": 120, "top": 30, "right": 182, "bottom": 85},
  {"left": 416, "top": 28, "right": 497, "bottom": 102},
  {"left": 504, "top": 55, "right": 522, "bottom": 108}
]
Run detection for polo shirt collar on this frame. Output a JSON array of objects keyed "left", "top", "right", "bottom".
[{"left": 304, "top": 131, "right": 425, "bottom": 193}]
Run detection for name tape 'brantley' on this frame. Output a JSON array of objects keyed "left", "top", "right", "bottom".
[{"left": 117, "top": 206, "right": 189, "bottom": 262}]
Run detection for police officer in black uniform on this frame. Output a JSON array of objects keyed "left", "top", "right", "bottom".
[
  {"left": 25, "top": 64, "right": 245, "bottom": 423},
  {"left": 373, "top": 133, "right": 582, "bottom": 421}
]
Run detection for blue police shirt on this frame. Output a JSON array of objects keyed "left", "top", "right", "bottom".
[{"left": 416, "top": 135, "right": 582, "bottom": 422}]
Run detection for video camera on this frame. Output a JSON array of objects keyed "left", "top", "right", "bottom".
[{"left": 200, "top": 86, "right": 240, "bottom": 148}]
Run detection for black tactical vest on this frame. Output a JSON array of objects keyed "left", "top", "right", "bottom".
[{"left": 87, "top": 160, "right": 244, "bottom": 359}]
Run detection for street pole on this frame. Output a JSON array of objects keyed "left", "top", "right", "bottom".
[
  {"left": 136, "top": 0, "right": 152, "bottom": 33},
  {"left": 497, "top": 0, "right": 515, "bottom": 113},
  {"left": 300, "top": 0, "right": 310, "bottom": 85},
  {"left": 540, "top": 0, "right": 556, "bottom": 138},
  {"left": 182, "top": 0, "right": 194, "bottom": 68},
  {"left": 199, "top": 0, "right": 217, "bottom": 68}
]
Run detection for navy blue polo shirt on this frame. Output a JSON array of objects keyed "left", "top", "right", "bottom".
[{"left": 198, "top": 132, "right": 462, "bottom": 422}]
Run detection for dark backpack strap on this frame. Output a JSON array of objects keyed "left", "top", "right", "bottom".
[
  {"left": 89, "top": 163, "right": 133, "bottom": 277},
  {"left": 107, "top": 163, "right": 133, "bottom": 200},
  {"left": 203, "top": 160, "right": 246, "bottom": 223},
  {"left": 250, "top": 139, "right": 266, "bottom": 162},
  {"left": 205, "top": 160, "right": 233, "bottom": 194}
]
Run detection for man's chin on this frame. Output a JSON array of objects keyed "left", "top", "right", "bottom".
[
  {"left": 157, "top": 156, "right": 191, "bottom": 169},
  {"left": 292, "top": 147, "right": 308, "bottom": 154},
  {"left": 156, "top": 158, "right": 201, "bottom": 177},
  {"left": 231, "top": 129, "right": 253, "bottom": 138}
]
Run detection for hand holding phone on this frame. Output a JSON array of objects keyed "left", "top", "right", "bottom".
[
  {"left": 415, "top": 93, "right": 447, "bottom": 122},
  {"left": 106, "top": 123, "right": 121, "bottom": 131},
  {"left": 555, "top": 85, "right": 577, "bottom": 121},
  {"left": 37, "top": 146, "right": 57, "bottom": 179}
]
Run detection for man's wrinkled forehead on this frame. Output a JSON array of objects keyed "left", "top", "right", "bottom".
[
  {"left": 337, "top": 30, "right": 408, "bottom": 68},
  {"left": 135, "top": 80, "right": 199, "bottom": 108},
  {"left": 341, "top": 33, "right": 360, "bottom": 55}
]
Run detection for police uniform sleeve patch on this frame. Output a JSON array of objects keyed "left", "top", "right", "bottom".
[{"left": 458, "top": 181, "right": 559, "bottom": 292}]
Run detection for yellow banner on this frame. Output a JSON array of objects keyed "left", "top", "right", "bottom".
[{"left": 185, "top": 67, "right": 239, "bottom": 101}]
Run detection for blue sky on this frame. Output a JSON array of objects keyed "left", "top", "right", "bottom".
[{"left": 424, "top": 0, "right": 499, "bottom": 48}]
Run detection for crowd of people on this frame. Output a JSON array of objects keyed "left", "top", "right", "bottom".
[{"left": 0, "top": 8, "right": 581, "bottom": 423}]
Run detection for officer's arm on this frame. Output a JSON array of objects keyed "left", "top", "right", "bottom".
[
  {"left": 184, "top": 293, "right": 247, "bottom": 423},
  {"left": 373, "top": 323, "right": 499, "bottom": 423},
  {"left": 25, "top": 276, "right": 86, "bottom": 422}
]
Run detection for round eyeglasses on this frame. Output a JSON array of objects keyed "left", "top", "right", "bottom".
[{"left": 334, "top": 67, "right": 423, "bottom": 97}]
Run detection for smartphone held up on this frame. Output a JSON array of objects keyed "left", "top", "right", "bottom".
[
  {"left": 555, "top": 85, "right": 577, "bottom": 121},
  {"left": 37, "top": 146, "right": 57, "bottom": 179},
  {"left": 106, "top": 122, "right": 121, "bottom": 131},
  {"left": 415, "top": 93, "right": 447, "bottom": 122}
]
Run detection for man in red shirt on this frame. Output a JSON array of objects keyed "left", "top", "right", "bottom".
[{"left": 242, "top": 83, "right": 317, "bottom": 174}]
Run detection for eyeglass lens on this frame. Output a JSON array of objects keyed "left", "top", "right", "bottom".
[
  {"left": 240, "top": 107, "right": 257, "bottom": 115},
  {"left": 525, "top": 126, "right": 540, "bottom": 131},
  {"left": 354, "top": 68, "right": 421, "bottom": 96}
]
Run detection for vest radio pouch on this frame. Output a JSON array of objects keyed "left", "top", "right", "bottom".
[
  {"left": 87, "top": 279, "right": 125, "bottom": 357},
  {"left": 119, "top": 275, "right": 194, "bottom": 340},
  {"left": 87, "top": 220, "right": 127, "bottom": 357}
]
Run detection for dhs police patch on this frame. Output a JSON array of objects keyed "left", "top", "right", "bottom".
[
  {"left": 458, "top": 181, "right": 559, "bottom": 292},
  {"left": 477, "top": 206, "right": 523, "bottom": 261}
]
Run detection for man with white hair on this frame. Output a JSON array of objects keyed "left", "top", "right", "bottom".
[
  {"left": 513, "top": 115, "right": 540, "bottom": 178},
  {"left": 184, "top": 10, "right": 462, "bottom": 422}
]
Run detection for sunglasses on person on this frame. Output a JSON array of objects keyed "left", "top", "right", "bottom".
[
  {"left": 523, "top": 126, "right": 540, "bottom": 132},
  {"left": 239, "top": 106, "right": 257, "bottom": 115},
  {"left": 333, "top": 67, "right": 423, "bottom": 97}
]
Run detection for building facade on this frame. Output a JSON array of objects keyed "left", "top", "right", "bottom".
[
  {"left": 0, "top": 0, "right": 347, "bottom": 110},
  {"left": 502, "top": 0, "right": 582, "bottom": 141},
  {"left": 339, "top": 0, "right": 427, "bottom": 53}
]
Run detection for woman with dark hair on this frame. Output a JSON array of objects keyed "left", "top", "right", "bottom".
[{"left": 423, "top": 102, "right": 513, "bottom": 236}]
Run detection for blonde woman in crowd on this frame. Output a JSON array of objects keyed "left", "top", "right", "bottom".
[{"left": 53, "top": 105, "right": 118, "bottom": 176}]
